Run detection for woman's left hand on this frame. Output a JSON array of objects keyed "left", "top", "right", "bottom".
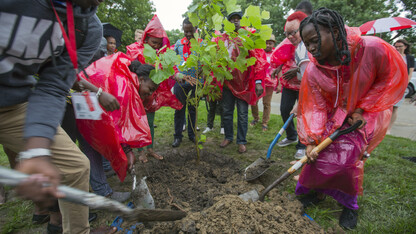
[{"left": 348, "top": 110, "right": 366, "bottom": 129}]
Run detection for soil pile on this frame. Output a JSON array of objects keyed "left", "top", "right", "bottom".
[{"left": 128, "top": 149, "right": 324, "bottom": 233}]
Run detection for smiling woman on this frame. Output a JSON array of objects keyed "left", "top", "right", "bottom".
[{"left": 296, "top": 7, "right": 408, "bottom": 230}]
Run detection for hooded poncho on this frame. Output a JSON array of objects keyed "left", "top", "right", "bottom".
[{"left": 297, "top": 27, "right": 407, "bottom": 195}]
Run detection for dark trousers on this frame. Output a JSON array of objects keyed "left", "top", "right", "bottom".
[
  {"left": 222, "top": 88, "right": 248, "bottom": 144},
  {"left": 61, "top": 104, "right": 112, "bottom": 196},
  {"left": 174, "top": 82, "right": 196, "bottom": 140},
  {"left": 206, "top": 99, "right": 224, "bottom": 129},
  {"left": 280, "top": 87, "right": 306, "bottom": 150}
]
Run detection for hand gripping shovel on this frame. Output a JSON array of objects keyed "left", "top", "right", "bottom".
[
  {"left": 240, "top": 120, "right": 362, "bottom": 202},
  {"left": 244, "top": 113, "right": 295, "bottom": 181},
  {"left": 0, "top": 166, "right": 186, "bottom": 222}
]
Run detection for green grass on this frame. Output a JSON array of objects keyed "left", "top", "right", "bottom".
[{"left": 1, "top": 101, "right": 415, "bottom": 233}]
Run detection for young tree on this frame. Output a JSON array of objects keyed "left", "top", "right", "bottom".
[{"left": 144, "top": 0, "right": 272, "bottom": 161}]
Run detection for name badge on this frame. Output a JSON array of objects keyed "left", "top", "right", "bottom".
[{"left": 71, "top": 92, "right": 103, "bottom": 120}]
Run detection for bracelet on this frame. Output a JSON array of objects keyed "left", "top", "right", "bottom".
[
  {"left": 17, "top": 148, "right": 51, "bottom": 162},
  {"left": 96, "top": 88, "right": 103, "bottom": 98}
]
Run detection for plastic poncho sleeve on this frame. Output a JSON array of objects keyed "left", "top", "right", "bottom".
[{"left": 76, "top": 52, "right": 151, "bottom": 181}]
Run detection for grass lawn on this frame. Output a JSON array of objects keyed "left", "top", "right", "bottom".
[{"left": 1, "top": 101, "right": 415, "bottom": 233}]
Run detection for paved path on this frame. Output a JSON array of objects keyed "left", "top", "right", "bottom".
[{"left": 257, "top": 93, "right": 416, "bottom": 141}]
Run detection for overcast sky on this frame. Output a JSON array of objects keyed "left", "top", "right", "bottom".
[{"left": 152, "top": 0, "right": 193, "bottom": 31}]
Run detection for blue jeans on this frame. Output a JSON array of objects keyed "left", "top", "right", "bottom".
[
  {"left": 173, "top": 82, "right": 196, "bottom": 140},
  {"left": 222, "top": 88, "right": 248, "bottom": 145}
]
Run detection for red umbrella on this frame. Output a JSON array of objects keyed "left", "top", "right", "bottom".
[{"left": 359, "top": 17, "right": 416, "bottom": 35}]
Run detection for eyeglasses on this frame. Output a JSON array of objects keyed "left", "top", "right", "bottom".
[
  {"left": 284, "top": 29, "right": 299, "bottom": 37},
  {"left": 394, "top": 45, "right": 404, "bottom": 48}
]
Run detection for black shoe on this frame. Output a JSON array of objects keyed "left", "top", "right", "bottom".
[
  {"left": 172, "top": 138, "right": 182, "bottom": 147},
  {"left": 47, "top": 223, "right": 62, "bottom": 234},
  {"left": 32, "top": 214, "right": 50, "bottom": 225},
  {"left": 339, "top": 207, "right": 358, "bottom": 230},
  {"left": 298, "top": 192, "right": 326, "bottom": 208}
]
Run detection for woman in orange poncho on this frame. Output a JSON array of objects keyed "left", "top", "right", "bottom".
[
  {"left": 296, "top": 8, "right": 407, "bottom": 229},
  {"left": 126, "top": 15, "right": 182, "bottom": 163}
]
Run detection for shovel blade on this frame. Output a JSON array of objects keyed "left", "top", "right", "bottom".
[{"left": 244, "top": 157, "right": 274, "bottom": 181}]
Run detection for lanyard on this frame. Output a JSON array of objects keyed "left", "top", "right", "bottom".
[
  {"left": 51, "top": 0, "right": 78, "bottom": 72},
  {"left": 51, "top": 0, "right": 95, "bottom": 111}
]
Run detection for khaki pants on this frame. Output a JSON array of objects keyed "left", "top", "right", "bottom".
[
  {"left": 0, "top": 103, "right": 90, "bottom": 234},
  {"left": 251, "top": 87, "right": 274, "bottom": 126}
]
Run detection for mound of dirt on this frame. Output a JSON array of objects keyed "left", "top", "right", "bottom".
[{"left": 125, "top": 149, "right": 324, "bottom": 233}]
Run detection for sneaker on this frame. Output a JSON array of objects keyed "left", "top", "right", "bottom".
[
  {"left": 109, "top": 192, "right": 131, "bottom": 203},
  {"left": 196, "top": 126, "right": 200, "bottom": 131},
  {"left": 220, "top": 128, "right": 225, "bottom": 135},
  {"left": 294, "top": 149, "right": 306, "bottom": 160},
  {"left": 339, "top": 207, "right": 358, "bottom": 230},
  {"left": 203, "top": 127, "right": 213, "bottom": 134},
  {"left": 277, "top": 138, "right": 297, "bottom": 147},
  {"left": 182, "top": 124, "right": 186, "bottom": 132}
]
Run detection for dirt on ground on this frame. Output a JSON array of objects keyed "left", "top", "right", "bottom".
[{"left": 113, "top": 149, "right": 325, "bottom": 233}]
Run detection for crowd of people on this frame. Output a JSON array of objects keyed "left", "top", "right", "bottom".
[{"left": 0, "top": 0, "right": 411, "bottom": 233}]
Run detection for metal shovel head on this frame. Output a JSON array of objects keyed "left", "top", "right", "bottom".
[{"left": 244, "top": 157, "right": 274, "bottom": 181}]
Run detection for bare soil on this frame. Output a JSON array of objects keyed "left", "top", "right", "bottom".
[{"left": 106, "top": 149, "right": 325, "bottom": 233}]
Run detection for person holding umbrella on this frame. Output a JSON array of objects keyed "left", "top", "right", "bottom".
[{"left": 103, "top": 23, "right": 123, "bottom": 55}]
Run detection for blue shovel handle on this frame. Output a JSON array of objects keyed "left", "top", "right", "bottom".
[{"left": 266, "top": 113, "right": 295, "bottom": 160}]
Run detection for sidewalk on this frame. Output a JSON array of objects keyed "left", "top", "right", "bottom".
[{"left": 257, "top": 93, "right": 416, "bottom": 141}]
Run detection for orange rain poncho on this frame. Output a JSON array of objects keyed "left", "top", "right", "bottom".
[
  {"left": 214, "top": 32, "right": 269, "bottom": 105},
  {"left": 297, "top": 27, "right": 408, "bottom": 195},
  {"left": 126, "top": 15, "right": 182, "bottom": 112},
  {"left": 77, "top": 53, "right": 151, "bottom": 181}
]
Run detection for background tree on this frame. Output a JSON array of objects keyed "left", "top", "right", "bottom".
[
  {"left": 166, "top": 29, "right": 183, "bottom": 45},
  {"left": 96, "top": 0, "right": 155, "bottom": 52}
]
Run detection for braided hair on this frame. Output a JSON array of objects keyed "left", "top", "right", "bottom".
[{"left": 299, "top": 8, "right": 351, "bottom": 65}]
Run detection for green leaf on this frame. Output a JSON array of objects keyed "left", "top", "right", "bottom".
[
  {"left": 240, "top": 17, "right": 250, "bottom": 27},
  {"left": 223, "top": 19, "right": 235, "bottom": 33},
  {"left": 247, "top": 57, "right": 257, "bottom": 67},
  {"left": 224, "top": 0, "right": 241, "bottom": 15},
  {"left": 188, "top": 4, "right": 198, "bottom": 13},
  {"left": 200, "top": 134, "right": 207, "bottom": 143},
  {"left": 261, "top": 10, "right": 270, "bottom": 20},
  {"left": 248, "top": 16, "right": 261, "bottom": 28},
  {"left": 198, "top": 144, "right": 203, "bottom": 150},
  {"left": 143, "top": 44, "right": 157, "bottom": 64},
  {"left": 254, "top": 38, "right": 266, "bottom": 49},
  {"left": 212, "top": 13, "right": 223, "bottom": 31},
  {"left": 245, "top": 5, "right": 261, "bottom": 17},
  {"left": 188, "top": 12, "right": 199, "bottom": 26},
  {"left": 259, "top": 25, "right": 273, "bottom": 40}
]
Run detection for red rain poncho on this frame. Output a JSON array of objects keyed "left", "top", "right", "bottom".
[
  {"left": 214, "top": 32, "right": 269, "bottom": 105},
  {"left": 77, "top": 53, "right": 151, "bottom": 181},
  {"left": 297, "top": 27, "right": 408, "bottom": 195},
  {"left": 126, "top": 15, "right": 182, "bottom": 112},
  {"left": 270, "top": 38, "right": 300, "bottom": 91}
]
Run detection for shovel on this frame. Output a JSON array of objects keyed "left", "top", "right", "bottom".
[
  {"left": 244, "top": 113, "right": 295, "bottom": 181},
  {"left": 0, "top": 166, "right": 186, "bottom": 222},
  {"left": 240, "top": 120, "right": 362, "bottom": 202}
]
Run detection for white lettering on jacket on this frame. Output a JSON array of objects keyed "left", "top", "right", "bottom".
[{"left": 0, "top": 12, "right": 64, "bottom": 73}]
